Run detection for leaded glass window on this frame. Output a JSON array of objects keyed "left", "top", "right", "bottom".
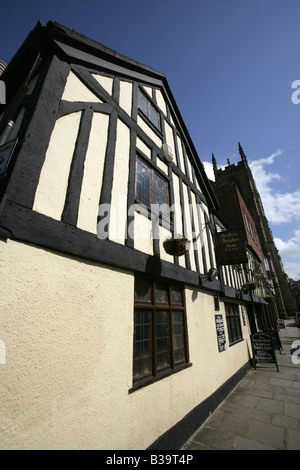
[
  {"left": 138, "top": 89, "right": 161, "bottom": 130},
  {"left": 132, "top": 277, "right": 189, "bottom": 390},
  {"left": 225, "top": 303, "right": 243, "bottom": 345},
  {"left": 136, "top": 156, "right": 169, "bottom": 209}
]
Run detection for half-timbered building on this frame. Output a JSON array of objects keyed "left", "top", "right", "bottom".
[{"left": 1, "top": 21, "right": 258, "bottom": 450}]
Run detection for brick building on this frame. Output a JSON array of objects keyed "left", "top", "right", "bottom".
[{"left": 211, "top": 144, "right": 297, "bottom": 319}]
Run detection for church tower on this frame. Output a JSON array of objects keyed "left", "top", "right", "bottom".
[{"left": 212, "top": 143, "right": 297, "bottom": 318}]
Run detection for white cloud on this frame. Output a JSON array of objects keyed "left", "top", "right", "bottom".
[
  {"left": 203, "top": 150, "right": 300, "bottom": 279},
  {"left": 203, "top": 161, "right": 215, "bottom": 181},
  {"left": 281, "top": 260, "right": 300, "bottom": 281},
  {"left": 274, "top": 232, "right": 300, "bottom": 260},
  {"left": 249, "top": 151, "right": 300, "bottom": 225},
  {"left": 249, "top": 151, "right": 300, "bottom": 279}
]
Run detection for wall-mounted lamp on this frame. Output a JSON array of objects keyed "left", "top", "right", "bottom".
[
  {"left": 207, "top": 267, "right": 219, "bottom": 282},
  {"left": 200, "top": 267, "right": 219, "bottom": 284}
]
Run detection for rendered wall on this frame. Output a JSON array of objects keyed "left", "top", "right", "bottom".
[{"left": 0, "top": 238, "right": 252, "bottom": 450}]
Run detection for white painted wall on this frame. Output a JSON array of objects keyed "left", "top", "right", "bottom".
[
  {"left": 0, "top": 238, "right": 252, "bottom": 450},
  {"left": 33, "top": 112, "right": 82, "bottom": 220}
]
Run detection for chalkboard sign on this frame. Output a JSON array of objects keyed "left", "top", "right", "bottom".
[
  {"left": 251, "top": 332, "right": 279, "bottom": 371},
  {"left": 264, "top": 329, "right": 283, "bottom": 354},
  {"left": 277, "top": 320, "right": 285, "bottom": 329},
  {"left": 215, "top": 315, "right": 227, "bottom": 352}
]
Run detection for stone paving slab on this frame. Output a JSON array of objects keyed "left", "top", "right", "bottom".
[{"left": 182, "top": 320, "right": 300, "bottom": 450}]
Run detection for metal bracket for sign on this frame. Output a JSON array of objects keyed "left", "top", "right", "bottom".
[
  {"left": 0, "top": 138, "right": 18, "bottom": 178},
  {"left": 251, "top": 332, "right": 279, "bottom": 372}
]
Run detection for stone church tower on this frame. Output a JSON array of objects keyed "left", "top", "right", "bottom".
[{"left": 212, "top": 143, "right": 297, "bottom": 318}]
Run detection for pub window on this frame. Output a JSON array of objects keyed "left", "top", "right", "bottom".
[
  {"left": 136, "top": 156, "right": 169, "bottom": 209},
  {"left": 132, "top": 277, "right": 190, "bottom": 390},
  {"left": 138, "top": 89, "right": 161, "bottom": 130},
  {"left": 225, "top": 302, "right": 243, "bottom": 345},
  {"left": 214, "top": 296, "right": 220, "bottom": 311}
]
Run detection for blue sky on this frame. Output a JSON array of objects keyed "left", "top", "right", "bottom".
[{"left": 1, "top": 0, "right": 300, "bottom": 279}]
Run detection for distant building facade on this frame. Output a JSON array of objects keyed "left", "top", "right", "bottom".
[{"left": 212, "top": 144, "right": 297, "bottom": 319}]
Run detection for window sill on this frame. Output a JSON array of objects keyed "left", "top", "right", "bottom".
[{"left": 128, "top": 362, "right": 192, "bottom": 394}]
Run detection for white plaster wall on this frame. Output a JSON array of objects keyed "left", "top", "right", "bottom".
[
  {"left": 176, "top": 135, "right": 186, "bottom": 172},
  {"left": 164, "top": 120, "right": 176, "bottom": 164},
  {"left": 156, "top": 157, "right": 168, "bottom": 175},
  {"left": 159, "top": 225, "right": 173, "bottom": 264},
  {"left": 137, "top": 116, "right": 162, "bottom": 148},
  {"left": 182, "top": 182, "right": 196, "bottom": 271},
  {"left": 133, "top": 212, "right": 153, "bottom": 256},
  {"left": 119, "top": 80, "right": 133, "bottom": 117},
  {"left": 77, "top": 112, "right": 109, "bottom": 233},
  {"left": 62, "top": 71, "right": 102, "bottom": 102},
  {"left": 136, "top": 137, "right": 151, "bottom": 159},
  {"left": 155, "top": 89, "right": 167, "bottom": 116},
  {"left": 33, "top": 112, "right": 82, "bottom": 220},
  {"left": 172, "top": 173, "right": 185, "bottom": 268},
  {"left": 0, "top": 239, "right": 252, "bottom": 450},
  {"left": 109, "top": 119, "right": 130, "bottom": 244},
  {"left": 191, "top": 191, "right": 204, "bottom": 273},
  {"left": 142, "top": 85, "right": 152, "bottom": 97},
  {"left": 91, "top": 74, "right": 113, "bottom": 95}
]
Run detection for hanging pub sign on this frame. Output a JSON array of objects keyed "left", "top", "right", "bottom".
[
  {"left": 251, "top": 332, "right": 279, "bottom": 372},
  {"left": 216, "top": 230, "right": 247, "bottom": 265},
  {"left": 215, "top": 314, "right": 227, "bottom": 352},
  {"left": 0, "top": 139, "right": 18, "bottom": 177}
]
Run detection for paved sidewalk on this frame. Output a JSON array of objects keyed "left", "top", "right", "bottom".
[{"left": 182, "top": 319, "right": 300, "bottom": 450}]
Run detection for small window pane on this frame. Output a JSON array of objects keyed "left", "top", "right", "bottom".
[
  {"left": 138, "top": 91, "right": 148, "bottom": 115},
  {"left": 236, "top": 313, "right": 242, "bottom": 339},
  {"left": 171, "top": 287, "right": 182, "bottom": 305},
  {"left": 230, "top": 316, "right": 237, "bottom": 342},
  {"left": 135, "top": 278, "right": 151, "bottom": 303},
  {"left": 226, "top": 317, "right": 232, "bottom": 344},
  {"left": 136, "top": 158, "right": 151, "bottom": 207},
  {"left": 133, "top": 310, "right": 151, "bottom": 378},
  {"left": 155, "top": 283, "right": 168, "bottom": 303},
  {"left": 156, "top": 310, "right": 170, "bottom": 371},
  {"left": 154, "top": 173, "right": 168, "bottom": 207},
  {"left": 150, "top": 104, "right": 159, "bottom": 128},
  {"left": 172, "top": 311, "right": 185, "bottom": 363}
]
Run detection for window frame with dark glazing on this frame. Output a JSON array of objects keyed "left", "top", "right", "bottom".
[
  {"left": 130, "top": 276, "right": 191, "bottom": 392},
  {"left": 225, "top": 302, "right": 243, "bottom": 346},
  {"left": 138, "top": 88, "right": 161, "bottom": 131},
  {"left": 135, "top": 155, "right": 170, "bottom": 211}
]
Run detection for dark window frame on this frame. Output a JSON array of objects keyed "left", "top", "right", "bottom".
[
  {"left": 138, "top": 88, "right": 161, "bottom": 131},
  {"left": 135, "top": 155, "right": 170, "bottom": 211},
  {"left": 130, "top": 277, "right": 191, "bottom": 392},
  {"left": 225, "top": 302, "right": 243, "bottom": 346}
]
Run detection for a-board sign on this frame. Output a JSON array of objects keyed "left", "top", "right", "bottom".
[
  {"left": 277, "top": 319, "right": 285, "bottom": 329},
  {"left": 264, "top": 329, "right": 283, "bottom": 354},
  {"left": 251, "top": 332, "right": 279, "bottom": 372},
  {"left": 215, "top": 314, "right": 227, "bottom": 352}
]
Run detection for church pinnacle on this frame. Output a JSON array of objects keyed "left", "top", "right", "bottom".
[
  {"left": 212, "top": 153, "right": 218, "bottom": 178},
  {"left": 238, "top": 142, "right": 248, "bottom": 163}
]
